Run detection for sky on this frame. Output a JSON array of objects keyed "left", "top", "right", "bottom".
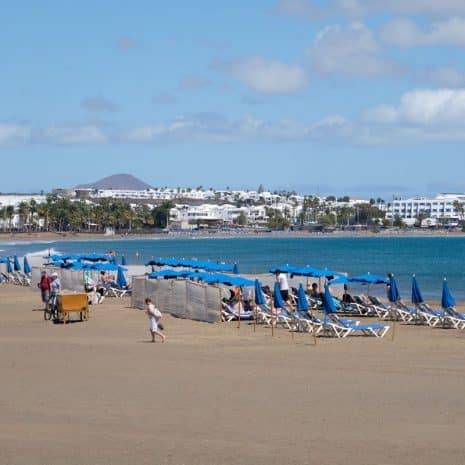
[{"left": 1, "top": 0, "right": 465, "bottom": 198}]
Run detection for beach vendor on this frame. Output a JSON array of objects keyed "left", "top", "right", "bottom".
[
  {"left": 38, "top": 271, "right": 51, "bottom": 309},
  {"left": 144, "top": 298, "right": 166, "bottom": 343},
  {"left": 275, "top": 271, "right": 289, "bottom": 301}
]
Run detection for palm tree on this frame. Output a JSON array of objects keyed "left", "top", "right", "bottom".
[{"left": 5, "top": 206, "right": 14, "bottom": 231}]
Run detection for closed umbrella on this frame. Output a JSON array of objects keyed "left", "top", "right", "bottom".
[
  {"left": 116, "top": 266, "right": 128, "bottom": 289},
  {"left": 441, "top": 279, "right": 456, "bottom": 309},
  {"left": 233, "top": 263, "right": 240, "bottom": 275},
  {"left": 121, "top": 255, "right": 127, "bottom": 266},
  {"left": 388, "top": 276, "right": 401, "bottom": 303},
  {"left": 323, "top": 283, "right": 337, "bottom": 314},
  {"left": 23, "top": 256, "right": 32, "bottom": 274},
  {"left": 6, "top": 258, "right": 12, "bottom": 274},
  {"left": 13, "top": 255, "right": 21, "bottom": 272},
  {"left": 296, "top": 283, "right": 309, "bottom": 311},
  {"left": 254, "top": 279, "right": 265, "bottom": 306},
  {"left": 411, "top": 275, "right": 424, "bottom": 305},
  {"left": 273, "top": 281, "right": 285, "bottom": 309}
]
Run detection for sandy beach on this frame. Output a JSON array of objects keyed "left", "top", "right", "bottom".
[{"left": 1, "top": 285, "right": 465, "bottom": 465}]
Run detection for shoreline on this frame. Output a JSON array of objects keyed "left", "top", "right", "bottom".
[{"left": 1, "top": 228, "right": 464, "bottom": 244}]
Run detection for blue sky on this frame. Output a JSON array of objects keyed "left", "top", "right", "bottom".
[{"left": 1, "top": 0, "right": 465, "bottom": 197}]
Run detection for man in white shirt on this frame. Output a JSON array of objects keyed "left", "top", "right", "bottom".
[{"left": 275, "top": 271, "right": 289, "bottom": 302}]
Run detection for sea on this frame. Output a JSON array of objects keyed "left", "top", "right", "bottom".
[{"left": 2, "top": 235, "right": 465, "bottom": 301}]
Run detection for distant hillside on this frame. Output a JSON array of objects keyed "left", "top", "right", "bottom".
[{"left": 76, "top": 174, "right": 153, "bottom": 190}]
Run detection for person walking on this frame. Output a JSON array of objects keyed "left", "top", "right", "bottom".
[
  {"left": 145, "top": 298, "right": 166, "bottom": 343},
  {"left": 38, "top": 271, "right": 51, "bottom": 310}
]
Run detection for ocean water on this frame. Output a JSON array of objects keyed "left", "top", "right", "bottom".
[{"left": 2, "top": 235, "right": 465, "bottom": 301}]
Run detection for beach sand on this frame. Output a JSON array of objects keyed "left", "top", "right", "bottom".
[
  {"left": 1, "top": 285, "right": 465, "bottom": 465},
  {"left": 0, "top": 227, "right": 463, "bottom": 244}
]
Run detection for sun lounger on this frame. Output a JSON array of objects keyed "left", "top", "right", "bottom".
[
  {"left": 221, "top": 302, "right": 255, "bottom": 321},
  {"left": 442, "top": 308, "right": 465, "bottom": 330},
  {"left": 416, "top": 303, "right": 444, "bottom": 327},
  {"left": 324, "top": 314, "right": 390, "bottom": 338}
]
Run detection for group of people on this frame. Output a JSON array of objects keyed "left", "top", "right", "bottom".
[{"left": 38, "top": 270, "right": 61, "bottom": 309}]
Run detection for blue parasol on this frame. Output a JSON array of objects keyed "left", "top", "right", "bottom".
[
  {"left": 23, "top": 256, "right": 32, "bottom": 274},
  {"left": 254, "top": 279, "right": 266, "bottom": 306},
  {"left": 441, "top": 279, "right": 456, "bottom": 309},
  {"left": 116, "top": 266, "right": 128, "bottom": 288},
  {"left": 13, "top": 255, "right": 21, "bottom": 272},
  {"left": 6, "top": 258, "right": 13, "bottom": 274},
  {"left": 411, "top": 275, "right": 424, "bottom": 305},
  {"left": 233, "top": 263, "right": 240, "bottom": 275},
  {"left": 121, "top": 255, "right": 127, "bottom": 266},
  {"left": 388, "top": 276, "right": 401, "bottom": 303},
  {"left": 323, "top": 283, "right": 337, "bottom": 314},
  {"left": 296, "top": 283, "right": 309, "bottom": 311},
  {"left": 273, "top": 281, "right": 285, "bottom": 309}
]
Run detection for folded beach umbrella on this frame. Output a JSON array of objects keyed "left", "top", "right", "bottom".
[
  {"left": 254, "top": 279, "right": 266, "bottom": 306},
  {"left": 6, "top": 258, "right": 12, "bottom": 274},
  {"left": 292, "top": 266, "right": 342, "bottom": 279},
  {"left": 323, "top": 283, "right": 337, "bottom": 314},
  {"left": 388, "top": 276, "right": 401, "bottom": 303},
  {"left": 148, "top": 269, "right": 192, "bottom": 279},
  {"left": 411, "top": 275, "right": 424, "bottom": 305},
  {"left": 116, "top": 266, "right": 128, "bottom": 288},
  {"left": 13, "top": 255, "right": 21, "bottom": 272},
  {"left": 273, "top": 281, "right": 286, "bottom": 309},
  {"left": 233, "top": 263, "right": 240, "bottom": 275},
  {"left": 350, "top": 274, "right": 389, "bottom": 285},
  {"left": 92, "top": 262, "right": 126, "bottom": 272},
  {"left": 121, "top": 255, "right": 127, "bottom": 266},
  {"left": 23, "top": 256, "right": 32, "bottom": 274},
  {"left": 297, "top": 283, "right": 309, "bottom": 311},
  {"left": 269, "top": 265, "right": 298, "bottom": 274},
  {"left": 441, "top": 279, "right": 456, "bottom": 309}
]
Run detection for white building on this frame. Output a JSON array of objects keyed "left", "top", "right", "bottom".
[{"left": 386, "top": 194, "right": 465, "bottom": 221}]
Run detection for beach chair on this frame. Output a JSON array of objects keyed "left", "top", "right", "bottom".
[
  {"left": 106, "top": 286, "right": 132, "bottom": 298},
  {"left": 393, "top": 301, "right": 417, "bottom": 323},
  {"left": 368, "top": 296, "right": 398, "bottom": 320},
  {"left": 442, "top": 308, "right": 465, "bottom": 330},
  {"left": 221, "top": 302, "right": 255, "bottom": 321},
  {"left": 324, "top": 314, "right": 390, "bottom": 338},
  {"left": 416, "top": 303, "right": 445, "bottom": 327}
]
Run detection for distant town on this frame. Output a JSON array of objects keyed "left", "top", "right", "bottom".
[{"left": 1, "top": 174, "right": 465, "bottom": 234}]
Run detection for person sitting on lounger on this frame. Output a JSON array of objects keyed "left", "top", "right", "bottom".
[{"left": 342, "top": 284, "right": 355, "bottom": 303}]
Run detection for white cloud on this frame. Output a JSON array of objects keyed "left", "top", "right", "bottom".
[
  {"left": 381, "top": 17, "right": 465, "bottom": 47},
  {"left": 363, "top": 89, "right": 465, "bottom": 125},
  {"left": 0, "top": 123, "right": 31, "bottom": 145},
  {"left": 221, "top": 57, "right": 307, "bottom": 94},
  {"left": 308, "top": 23, "right": 397, "bottom": 77},
  {"left": 43, "top": 125, "right": 107, "bottom": 144}
]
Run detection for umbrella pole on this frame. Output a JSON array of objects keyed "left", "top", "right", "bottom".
[
  {"left": 253, "top": 302, "right": 257, "bottom": 332},
  {"left": 271, "top": 292, "right": 275, "bottom": 337},
  {"left": 309, "top": 302, "right": 317, "bottom": 345},
  {"left": 237, "top": 289, "right": 242, "bottom": 329},
  {"left": 218, "top": 287, "right": 222, "bottom": 322}
]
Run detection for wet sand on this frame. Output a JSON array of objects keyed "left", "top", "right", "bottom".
[{"left": 1, "top": 285, "right": 465, "bottom": 465}]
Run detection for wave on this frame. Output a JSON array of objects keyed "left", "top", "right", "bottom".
[{"left": 27, "top": 247, "right": 61, "bottom": 257}]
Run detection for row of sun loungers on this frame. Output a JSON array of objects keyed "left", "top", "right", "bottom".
[{"left": 0, "top": 271, "right": 31, "bottom": 287}]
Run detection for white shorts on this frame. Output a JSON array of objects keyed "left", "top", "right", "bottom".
[{"left": 149, "top": 317, "right": 158, "bottom": 332}]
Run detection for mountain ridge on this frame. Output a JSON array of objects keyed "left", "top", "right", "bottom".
[{"left": 76, "top": 173, "right": 153, "bottom": 190}]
